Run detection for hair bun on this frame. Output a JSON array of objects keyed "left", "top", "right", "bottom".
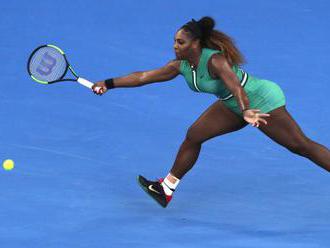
[{"left": 198, "top": 16, "right": 215, "bottom": 34}]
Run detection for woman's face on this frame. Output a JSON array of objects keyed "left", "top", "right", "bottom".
[{"left": 174, "top": 29, "right": 195, "bottom": 60}]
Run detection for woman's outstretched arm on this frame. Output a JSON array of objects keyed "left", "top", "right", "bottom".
[{"left": 92, "top": 60, "right": 180, "bottom": 94}]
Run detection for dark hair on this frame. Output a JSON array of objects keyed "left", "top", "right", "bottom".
[{"left": 181, "top": 16, "right": 245, "bottom": 65}]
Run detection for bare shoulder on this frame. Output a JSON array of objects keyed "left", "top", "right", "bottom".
[
  {"left": 208, "top": 53, "right": 233, "bottom": 76},
  {"left": 209, "top": 53, "right": 228, "bottom": 69},
  {"left": 166, "top": 59, "right": 181, "bottom": 72}
]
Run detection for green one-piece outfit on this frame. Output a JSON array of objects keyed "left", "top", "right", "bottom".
[{"left": 179, "top": 48, "right": 286, "bottom": 116}]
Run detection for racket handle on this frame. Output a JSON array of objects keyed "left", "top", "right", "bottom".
[
  {"left": 77, "top": 77, "right": 95, "bottom": 89},
  {"left": 77, "top": 77, "right": 102, "bottom": 93}
]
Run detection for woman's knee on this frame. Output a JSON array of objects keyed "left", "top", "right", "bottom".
[
  {"left": 286, "top": 137, "right": 312, "bottom": 156},
  {"left": 185, "top": 126, "right": 205, "bottom": 144}
]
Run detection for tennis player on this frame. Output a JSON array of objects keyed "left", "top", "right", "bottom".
[{"left": 92, "top": 17, "right": 330, "bottom": 207}]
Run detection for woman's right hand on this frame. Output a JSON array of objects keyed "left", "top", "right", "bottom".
[
  {"left": 92, "top": 81, "right": 108, "bottom": 95},
  {"left": 243, "top": 109, "right": 270, "bottom": 127}
]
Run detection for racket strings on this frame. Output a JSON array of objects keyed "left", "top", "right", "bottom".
[{"left": 28, "top": 46, "right": 67, "bottom": 82}]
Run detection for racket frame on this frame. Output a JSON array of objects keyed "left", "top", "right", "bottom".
[{"left": 27, "top": 44, "right": 81, "bottom": 84}]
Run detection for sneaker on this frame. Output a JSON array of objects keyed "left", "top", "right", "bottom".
[{"left": 137, "top": 175, "right": 172, "bottom": 208}]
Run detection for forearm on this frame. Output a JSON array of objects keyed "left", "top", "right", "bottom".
[
  {"left": 106, "top": 72, "right": 147, "bottom": 88},
  {"left": 233, "top": 87, "right": 250, "bottom": 112}
]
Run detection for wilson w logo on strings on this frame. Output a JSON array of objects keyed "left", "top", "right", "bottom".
[{"left": 37, "top": 52, "right": 57, "bottom": 76}]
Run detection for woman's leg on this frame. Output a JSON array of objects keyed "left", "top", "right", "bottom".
[
  {"left": 258, "top": 106, "right": 330, "bottom": 172},
  {"left": 170, "top": 100, "right": 248, "bottom": 179}
]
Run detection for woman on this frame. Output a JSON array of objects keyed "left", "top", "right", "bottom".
[{"left": 92, "top": 17, "right": 330, "bottom": 208}]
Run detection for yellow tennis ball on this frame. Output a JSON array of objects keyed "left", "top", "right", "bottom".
[{"left": 3, "top": 159, "right": 14, "bottom": 171}]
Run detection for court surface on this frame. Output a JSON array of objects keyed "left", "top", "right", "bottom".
[{"left": 0, "top": 0, "right": 329, "bottom": 247}]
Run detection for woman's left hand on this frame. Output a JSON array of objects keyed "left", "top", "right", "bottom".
[{"left": 243, "top": 109, "right": 270, "bottom": 127}]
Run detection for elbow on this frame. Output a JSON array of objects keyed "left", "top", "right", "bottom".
[
  {"left": 232, "top": 86, "right": 243, "bottom": 97},
  {"left": 233, "top": 86, "right": 249, "bottom": 100},
  {"left": 139, "top": 72, "right": 149, "bottom": 85},
  {"left": 131, "top": 72, "right": 146, "bottom": 86}
]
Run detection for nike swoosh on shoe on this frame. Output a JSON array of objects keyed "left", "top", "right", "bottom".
[{"left": 148, "top": 185, "right": 161, "bottom": 195}]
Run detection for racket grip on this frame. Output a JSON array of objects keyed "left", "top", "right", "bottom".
[{"left": 77, "top": 77, "right": 94, "bottom": 89}]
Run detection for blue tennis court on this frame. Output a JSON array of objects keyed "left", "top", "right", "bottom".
[{"left": 0, "top": 0, "right": 329, "bottom": 247}]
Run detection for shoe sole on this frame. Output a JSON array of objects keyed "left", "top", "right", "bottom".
[{"left": 136, "top": 175, "right": 167, "bottom": 208}]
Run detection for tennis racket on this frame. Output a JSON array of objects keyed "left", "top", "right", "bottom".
[{"left": 27, "top": 44, "right": 99, "bottom": 90}]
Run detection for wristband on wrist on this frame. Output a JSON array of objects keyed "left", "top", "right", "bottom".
[{"left": 104, "top": 78, "right": 115, "bottom": 89}]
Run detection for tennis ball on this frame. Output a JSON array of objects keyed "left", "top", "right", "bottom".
[{"left": 3, "top": 159, "right": 14, "bottom": 171}]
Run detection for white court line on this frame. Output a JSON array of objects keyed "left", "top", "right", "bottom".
[{"left": 1, "top": 143, "right": 109, "bottom": 166}]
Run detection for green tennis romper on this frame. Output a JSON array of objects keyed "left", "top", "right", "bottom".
[{"left": 179, "top": 48, "right": 286, "bottom": 116}]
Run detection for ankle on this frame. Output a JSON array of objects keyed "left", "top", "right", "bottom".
[
  {"left": 161, "top": 173, "right": 180, "bottom": 196},
  {"left": 167, "top": 173, "right": 180, "bottom": 184}
]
